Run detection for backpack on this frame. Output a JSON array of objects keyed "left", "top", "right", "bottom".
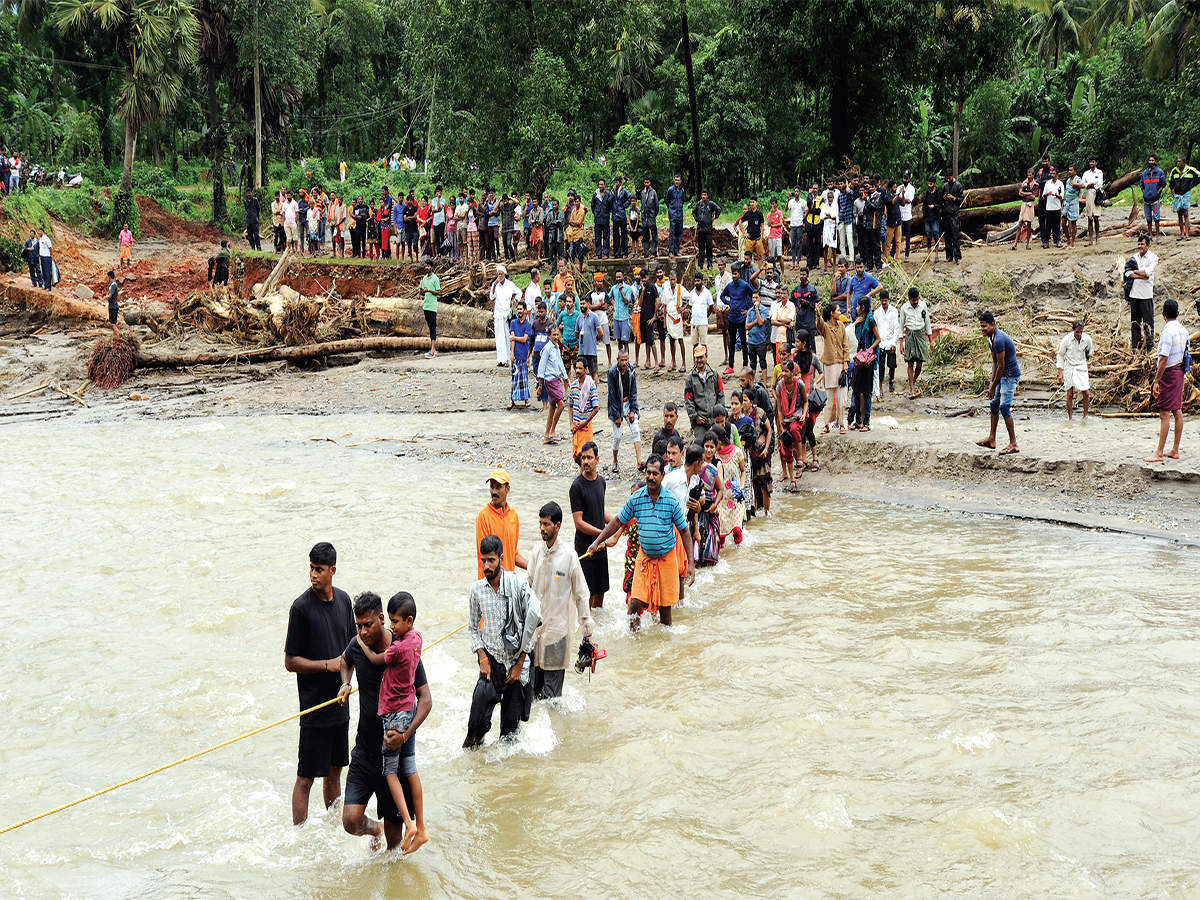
[
  {"left": 807, "top": 386, "right": 828, "bottom": 415},
  {"left": 753, "top": 382, "right": 775, "bottom": 420}
]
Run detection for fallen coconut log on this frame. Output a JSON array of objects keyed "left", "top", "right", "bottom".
[
  {"left": 365, "top": 295, "right": 493, "bottom": 338},
  {"left": 135, "top": 335, "right": 495, "bottom": 371}
]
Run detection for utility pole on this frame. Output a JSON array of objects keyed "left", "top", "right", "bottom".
[
  {"left": 680, "top": 0, "right": 703, "bottom": 193},
  {"left": 254, "top": 46, "right": 263, "bottom": 188},
  {"left": 424, "top": 76, "right": 435, "bottom": 177}
]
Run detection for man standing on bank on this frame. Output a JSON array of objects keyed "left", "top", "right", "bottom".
[
  {"left": 464, "top": 535, "right": 543, "bottom": 748},
  {"left": 1056, "top": 319, "right": 1093, "bottom": 422},
  {"left": 338, "top": 591, "right": 433, "bottom": 852},
  {"left": 665, "top": 174, "right": 686, "bottom": 256},
  {"left": 284, "top": 542, "right": 355, "bottom": 825},
  {"left": 977, "top": 310, "right": 1021, "bottom": 455},
  {"left": 587, "top": 455, "right": 694, "bottom": 631},
  {"left": 571, "top": 441, "right": 613, "bottom": 608},
  {"left": 528, "top": 500, "right": 594, "bottom": 699}
]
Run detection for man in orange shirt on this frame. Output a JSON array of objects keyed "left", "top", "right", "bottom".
[
  {"left": 474, "top": 466, "right": 528, "bottom": 577},
  {"left": 552, "top": 258, "right": 576, "bottom": 298}
]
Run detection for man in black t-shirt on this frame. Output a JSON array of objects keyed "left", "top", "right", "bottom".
[
  {"left": 283, "top": 542, "right": 355, "bottom": 825},
  {"left": 742, "top": 197, "right": 766, "bottom": 263},
  {"left": 651, "top": 401, "right": 681, "bottom": 456},
  {"left": 337, "top": 591, "right": 432, "bottom": 851},
  {"left": 569, "top": 442, "right": 610, "bottom": 608}
]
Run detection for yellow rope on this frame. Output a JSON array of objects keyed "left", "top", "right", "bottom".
[{"left": 0, "top": 622, "right": 468, "bottom": 836}]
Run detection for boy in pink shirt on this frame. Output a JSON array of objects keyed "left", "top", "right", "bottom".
[{"left": 355, "top": 590, "right": 428, "bottom": 853}]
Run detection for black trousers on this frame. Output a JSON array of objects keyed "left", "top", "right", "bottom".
[
  {"left": 1129, "top": 298, "right": 1155, "bottom": 351},
  {"left": 942, "top": 215, "right": 961, "bottom": 261},
  {"left": 246, "top": 226, "right": 261, "bottom": 251},
  {"left": 862, "top": 227, "right": 880, "bottom": 269},
  {"left": 463, "top": 652, "right": 532, "bottom": 748},
  {"left": 697, "top": 230, "right": 714, "bottom": 268},
  {"left": 350, "top": 226, "right": 364, "bottom": 257},
  {"left": 433, "top": 222, "right": 445, "bottom": 255},
  {"left": 594, "top": 223, "right": 610, "bottom": 257},
  {"left": 642, "top": 222, "right": 658, "bottom": 256},
  {"left": 1042, "top": 211, "right": 1061, "bottom": 247},
  {"left": 668, "top": 217, "right": 683, "bottom": 254},
  {"left": 901, "top": 220, "right": 912, "bottom": 257},
  {"left": 502, "top": 230, "right": 517, "bottom": 260},
  {"left": 726, "top": 320, "right": 748, "bottom": 368},
  {"left": 273, "top": 225, "right": 286, "bottom": 252},
  {"left": 805, "top": 226, "right": 821, "bottom": 268},
  {"left": 613, "top": 219, "right": 628, "bottom": 257}
]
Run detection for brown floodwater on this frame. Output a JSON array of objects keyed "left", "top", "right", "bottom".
[{"left": 1, "top": 413, "right": 1196, "bottom": 898}]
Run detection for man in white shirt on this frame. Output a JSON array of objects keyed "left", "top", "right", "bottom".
[
  {"left": 1127, "top": 235, "right": 1158, "bottom": 352},
  {"left": 786, "top": 188, "right": 806, "bottom": 271},
  {"left": 490, "top": 265, "right": 521, "bottom": 366},
  {"left": 524, "top": 266, "right": 543, "bottom": 312},
  {"left": 685, "top": 273, "right": 713, "bottom": 362},
  {"left": 283, "top": 191, "right": 300, "bottom": 252},
  {"left": 1041, "top": 170, "right": 1065, "bottom": 248},
  {"left": 1056, "top": 319, "right": 1093, "bottom": 421},
  {"left": 37, "top": 227, "right": 53, "bottom": 291},
  {"left": 526, "top": 500, "right": 592, "bottom": 700},
  {"left": 587, "top": 272, "right": 613, "bottom": 368},
  {"left": 1081, "top": 157, "right": 1104, "bottom": 245},
  {"left": 897, "top": 172, "right": 916, "bottom": 259},
  {"left": 875, "top": 289, "right": 901, "bottom": 394}
]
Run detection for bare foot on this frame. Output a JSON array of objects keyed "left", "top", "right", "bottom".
[
  {"left": 1166, "top": 451, "right": 1181, "bottom": 459},
  {"left": 998, "top": 445, "right": 1020, "bottom": 455},
  {"left": 369, "top": 830, "right": 383, "bottom": 852},
  {"left": 403, "top": 828, "right": 430, "bottom": 855},
  {"left": 1143, "top": 455, "right": 1165, "bottom": 463},
  {"left": 975, "top": 438, "right": 996, "bottom": 448}
]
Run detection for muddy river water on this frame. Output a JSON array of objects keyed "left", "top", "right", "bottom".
[{"left": 1, "top": 413, "right": 1196, "bottom": 897}]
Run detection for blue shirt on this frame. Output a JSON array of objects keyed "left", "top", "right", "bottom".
[
  {"left": 611, "top": 187, "right": 631, "bottom": 222},
  {"left": 665, "top": 184, "right": 686, "bottom": 218},
  {"left": 577, "top": 310, "right": 600, "bottom": 355},
  {"left": 537, "top": 342, "right": 568, "bottom": 380},
  {"left": 510, "top": 318, "right": 533, "bottom": 363},
  {"left": 609, "top": 283, "right": 635, "bottom": 321},
  {"left": 833, "top": 276, "right": 851, "bottom": 314},
  {"left": 848, "top": 272, "right": 879, "bottom": 317},
  {"left": 747, "top": 304, "right": 769, "bottom": 344},
  {"left": 720, "top": 278, "right": 755, "bottom": 324},
  {"left": 990, "top": 328, "right": 1021, "bottom": 378},
  {"left": 618, "top": 486, "right": 687, "bottom": 558}
]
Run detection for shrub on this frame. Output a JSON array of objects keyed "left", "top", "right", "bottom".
[
  {"left": 129, "top": 163, "right": 183, "bottom": 203},
  {"left": 610, "top": 124, "right": 679, "bottom": 193},
  {"left": 0, "top": 236, "right": 25, "bottom": 272},
  {"left": 104, "top": 189, "right": 141, "bottom": 238}
]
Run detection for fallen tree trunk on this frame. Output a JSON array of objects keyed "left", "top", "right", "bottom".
[
  {"left": 365, "top": 296, "right": 493, "bottom": 338},
  {"left": 135, "top": 335, "right": 495, "bottom": 370}
]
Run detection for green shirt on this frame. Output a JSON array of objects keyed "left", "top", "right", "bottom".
[{"left": 421, "top": 273, "right": 440, "bottom": 313}]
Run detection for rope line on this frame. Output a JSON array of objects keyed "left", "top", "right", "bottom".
[{"left": 0, "top": 622, "right": 468, "bottom": 836}]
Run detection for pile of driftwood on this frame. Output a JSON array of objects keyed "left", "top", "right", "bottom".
[{"left": 1015, "top": 305, "right": 1199, "bottom": 412}]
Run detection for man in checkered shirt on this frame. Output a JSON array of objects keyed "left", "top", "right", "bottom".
[{"left": 463, "top": 534, "right": 543, "bottom": 748}]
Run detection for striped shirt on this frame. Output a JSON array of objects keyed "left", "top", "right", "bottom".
[
  {"left": 1158, "top": 320, "right": 1189, "bottom": 367},
  {"left": 617, "top": 486, "right": 686, "bottom": 558},
  {"left": 568, "top": 378, "right": 599, "bottom": 428}
]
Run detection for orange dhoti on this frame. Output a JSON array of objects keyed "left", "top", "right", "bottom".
[
  {"left": 571, "top": 422, "right": 594, "bottom": 461},
  {"left": 631, "top": 311, "right": 642, "bottom": 345},
  {"left": 632, "top": 547, "right": 680, "bottom": 614}
]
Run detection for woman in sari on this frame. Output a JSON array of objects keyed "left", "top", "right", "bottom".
[
  {"left": 689, "top": 430, "right": 724, "bottom": 568},
  {"left": 794, "top": 331, "right": 823, "bottom": 471},
  {"left": 714, "top": 424, "right": 747, "bottom": 547},
  {"left": 567, "top": 358, "right": 599, "bottom": 462}
]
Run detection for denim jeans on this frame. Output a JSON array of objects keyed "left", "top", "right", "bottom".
[
  {"left": 924, "top": 218, "right": 940, "bottom": 247},
  {"left": 990, "top": 375, "right": 1019, "bottom": 419}
]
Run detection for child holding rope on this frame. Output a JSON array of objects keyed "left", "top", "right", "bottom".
[{"left": 354, "top": 591, "right": 429, "bottom": 854}]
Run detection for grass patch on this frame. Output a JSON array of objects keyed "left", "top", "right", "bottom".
[{"left": 0, "top": 183, "right": 108, "bottom": 238}]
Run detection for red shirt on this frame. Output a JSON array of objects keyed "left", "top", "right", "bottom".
[{"left": 378, "top": 629, "right": 422, "bottom": 715}]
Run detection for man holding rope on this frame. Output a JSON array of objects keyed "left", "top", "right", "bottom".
[
  {"left": 338, "top": 591, "right": 433, "bottom": 851},
  {"left": 284, "top": 542, "right": 355, "bottom": 825}
]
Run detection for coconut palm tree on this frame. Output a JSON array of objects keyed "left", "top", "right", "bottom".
[
  {"left": 53, "top": 0, "right": 200, "bottom": 193},
  {"left": 1018, "top": 0, "right": 1086, "bottom": 65},
  {"left": 1145, "top": 0, "right": 1199, "bottom": 78}
]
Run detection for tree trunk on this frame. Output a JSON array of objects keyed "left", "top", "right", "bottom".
[
  {"left": 208, "top": 66, "right": 227, "bottom": 224},
  {"left": 254, "top": 49, "right": 263, "bottom": 189},
  {"left": 136, "top": 336, "right": 495, "bottom": 370},
  {"left": 680, "top": 0, "right": 703, "bottom": 194},
  {"left": 522, "top": 0, "right": 537, "bottom": 46},
  {"left": 121, "top": 119, "right": 137, "bottom": 193},
  {"left": 830, "top": 72, "right": 851, "bottom": 165},
  {"left": 952, "top": 97, "right": 964, "bottom": 178}
]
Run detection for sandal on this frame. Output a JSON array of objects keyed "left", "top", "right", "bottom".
[
  {"left": 809, "top": 461, "right": 820, "bottom": 472},
  {"left": 860, "top": 425, "right": 870, "bottom": 432}
]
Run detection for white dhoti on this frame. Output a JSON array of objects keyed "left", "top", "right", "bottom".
[
  {"left": 1063, "top": 363, "right": 1089, "bottom": 391},
  {"left": 495, "top": 311, "right": 510, "bottom": 364}
]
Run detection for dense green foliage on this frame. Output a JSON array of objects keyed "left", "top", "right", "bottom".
[{"left": 1, "top": 0, "right": 1197, "bottom": 220}]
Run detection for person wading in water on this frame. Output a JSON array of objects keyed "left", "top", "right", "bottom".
[{"left": 284, "top": 542, "right": 354, "bottom": 825}]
